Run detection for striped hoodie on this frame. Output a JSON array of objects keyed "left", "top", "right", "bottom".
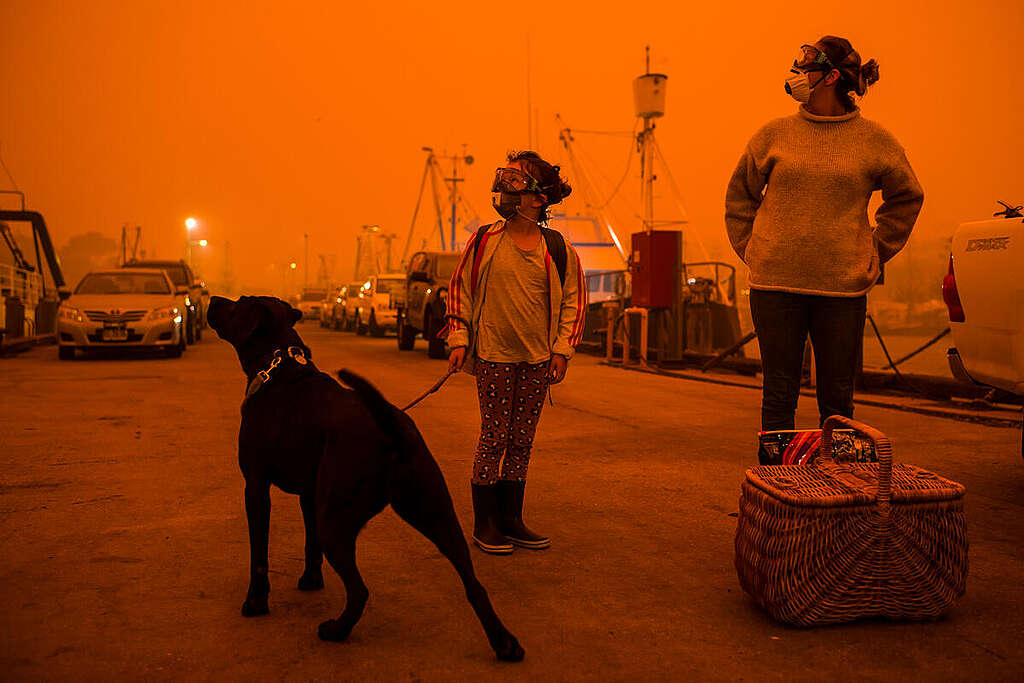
[{"left": 442, "top": 221, "right": 587, "bottom": 375}]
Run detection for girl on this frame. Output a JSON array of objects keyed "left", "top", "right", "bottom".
[
  {"left": 445, "top": 150, "right": 586, "bottom": 554},
  {"left": 725, "top": 36, "right": 924, "bottom": 452}
]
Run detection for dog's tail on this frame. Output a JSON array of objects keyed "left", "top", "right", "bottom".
[{"left": 336, "top": 368, "right": 403, "bottom": 442}]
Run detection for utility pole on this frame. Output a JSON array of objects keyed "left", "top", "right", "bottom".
[{"left": 303, "top": 233, "right": 309, "bottom": 291}]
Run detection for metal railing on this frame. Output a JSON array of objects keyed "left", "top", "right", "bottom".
[{"left": 1, "top": 263, "right": 43, "bottom": 306}]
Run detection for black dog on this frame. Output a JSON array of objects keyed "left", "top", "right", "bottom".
[{"left": 207, "top": 295, "right": 523, "bottom": 661}]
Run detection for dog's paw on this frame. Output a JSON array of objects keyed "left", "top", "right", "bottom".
[
  {"left": 241, "top": 596, "right": 269, "bottom": 617},
  {"left": 317, "top": 618, "right": 353, "bottom": 642},
  {"left": 492, "top": 631, "right": 525, "bottom": 662},
  {"left": 297, "top": 571, "right": 325, "bottom": 591}
]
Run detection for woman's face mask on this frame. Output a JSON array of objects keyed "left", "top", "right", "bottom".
[{"left": 784, "top": 68, "right": 828, "bottom": 103}]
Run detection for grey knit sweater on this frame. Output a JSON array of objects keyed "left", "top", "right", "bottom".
[{"left": 725, "top": 106, "right": 924, "bottom": 297}]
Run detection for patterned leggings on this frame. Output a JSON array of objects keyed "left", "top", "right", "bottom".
[{"left": 472, "top": 359, "right": 550, "bottom": 485}]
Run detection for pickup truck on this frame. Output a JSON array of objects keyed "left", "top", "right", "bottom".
[
  {"left": 942, "top": 205, "right": 1023, "bottom": 454},
  {"left": 397, "top": 250, "right": 461, "bottom": 358},
  {"left": 354, "top": 273, "right": 406, "bottom": 337},
  {"left": 121, "top": 259, "right": 208, "bottom": 344}
]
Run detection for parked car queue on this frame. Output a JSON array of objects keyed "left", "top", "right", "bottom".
[{"left": 315, "top": 250, "right": 461, "bottom": 359}]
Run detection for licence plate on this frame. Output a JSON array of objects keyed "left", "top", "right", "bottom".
[{"left": 101, "top": 327, "right": 128, "bottom": 341}]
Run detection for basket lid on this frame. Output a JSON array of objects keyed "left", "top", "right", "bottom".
[{"left": 746, "top": 463, "right": 965, "bottom": 508}]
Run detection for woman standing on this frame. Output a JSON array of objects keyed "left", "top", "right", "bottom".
[
  {"left": 445, "top": 151, "right": 586, "bottom": 554},
  {"left": 725, "top": 36, "right": 924, "bottom": 451}
]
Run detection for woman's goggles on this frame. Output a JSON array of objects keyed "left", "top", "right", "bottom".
[
  {"left": 492, "top": 167, "right": 543, "bottom": 194},
  {"left": 792, "top": 44, "right": 837, "bottom": 73}
]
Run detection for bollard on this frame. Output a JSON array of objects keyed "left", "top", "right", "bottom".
[{"left": 623, "top": 307, "right": 649, "bottom": 366}]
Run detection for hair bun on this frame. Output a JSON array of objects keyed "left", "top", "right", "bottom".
[
  {"left": 557, "top": 180, "right": 572, "bottom": 203},
  {"left": 858, "top": 58, "right": 880, "bottom": 94}
]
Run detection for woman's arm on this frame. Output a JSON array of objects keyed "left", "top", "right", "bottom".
[
  {"left": 443, "top": 231, "right": 481, "bottom": 349},
  {"left": 552, "top": 242, "right": 587, "bottom": 360},
  {"left": 725, "top": 146, "right": 768, "bottom": 262},
  {"left": 873, "top": 150, "right": 924, "bottom": 263}
]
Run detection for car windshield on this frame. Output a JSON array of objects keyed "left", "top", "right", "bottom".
[
  {"left": 301, "top": 289, "right": 327, "bottom": 301},
  {"left": 76, "top": 273, "right": 170, "bottom": 295},
  {"left": 376, "top": 278, "right": 405, "bottom": 295},
  {"left": 127, "top": 263, "right": 188, "bottom": 286},
  {"left": 436, "top": 254, "right": 461, "bottom": 281}
]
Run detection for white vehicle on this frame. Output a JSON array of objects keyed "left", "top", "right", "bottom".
[
  {"left": 295, "top": 288, "right": 327, "bottom": 323},
  {"left": 57, "top": 269, "right": 186, "bottom": 359},
  {"left": 355, "top": 273, "right": 406, "bottom": 337},
  {"left": 943, "top": 211, "right": 1024, "bottom": 397}
]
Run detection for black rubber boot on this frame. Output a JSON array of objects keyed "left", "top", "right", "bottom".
[
  {"left": 471, "top": 484, "right": 513, "bottom": 555},
  {"left": 496, "top": 480, "right": 550, "bottom": 550}
]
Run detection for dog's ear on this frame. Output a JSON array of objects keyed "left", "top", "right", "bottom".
[{"left": 289, "top": 306, "right": 302, "bottom": 324}]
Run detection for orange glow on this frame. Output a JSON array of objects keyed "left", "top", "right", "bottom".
[{"left": 1, "top": 1, "right": 1021, "bottom": 295}]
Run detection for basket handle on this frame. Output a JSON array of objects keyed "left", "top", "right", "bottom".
[{"left": 820, "top": 415, "right": 893, "bottom": 504}]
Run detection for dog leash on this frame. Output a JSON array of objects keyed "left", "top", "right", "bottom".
[{"left": 402, "top": 368, "right": 458, "bottom": 411}]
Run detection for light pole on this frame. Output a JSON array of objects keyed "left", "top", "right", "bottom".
[
  {"left": 185, "top": 217, "right": 208, "bottom": 269},
  {"left": 185, "top": 217, "right": 197, "bottom": 266}
]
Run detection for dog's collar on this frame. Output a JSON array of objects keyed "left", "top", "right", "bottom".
[{"left": 243, "top": 346, "right": 308, "bottom": 406}]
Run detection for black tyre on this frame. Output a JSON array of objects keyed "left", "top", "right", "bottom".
[
  {"left": 185, "top": 314, "right": 196, "bottom": 344},
  {"left": 165, "top": 343, "right": 183, "bottom": 358},
  {"left": 58, "top": 346, "right": 75, "bottom": 360},
  {"left": 193, "top": 318, "right": 202, "bottom": 342},
  {"left": 356, "top": 311, "right": 368, "bottom": 336},
  {"left": 397, "top": 315, "right": 415, "bottom": 350},
  {"left": 369, "top": 311, "right": 384, "bottom": 337}
]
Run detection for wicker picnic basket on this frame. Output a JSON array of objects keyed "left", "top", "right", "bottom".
[{"left": 734, "top": 416, "right": 968, "bottom": 626}]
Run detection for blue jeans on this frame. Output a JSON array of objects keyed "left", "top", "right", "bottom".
[{"left": 749, "top": 289, "right": 866, "bottom": 431}]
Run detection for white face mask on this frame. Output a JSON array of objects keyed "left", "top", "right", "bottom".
[
  {"left": 785, "top": 70, "right": 810, "bottom": 102},
  {"left": 784, "top": 69, "right": 827, "bottom": 103}
]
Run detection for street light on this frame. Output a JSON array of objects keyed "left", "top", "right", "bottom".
[{"left": 184, "top": 217, "right": 206, "bottom": 268}]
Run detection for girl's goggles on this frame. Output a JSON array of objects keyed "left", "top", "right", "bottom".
[
  {"left": 792, "top": 44, "right": 837, "bottom": 73},
  {"left": 492, "top": 167, "right": 543, "bottom": 194}
]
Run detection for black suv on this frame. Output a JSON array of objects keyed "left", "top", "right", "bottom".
[
  {"left": 397, "top": 250, "right": 461, "bottom": 358},
  {"left": 121, "top": 259, "right": 207, "bottom": 344}
]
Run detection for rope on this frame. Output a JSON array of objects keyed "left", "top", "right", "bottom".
[
  {"left": 402, "top": 368, "right": 457, "bottom": 411},
  {"left": 881, "top": 327, "right": 950, "bottom": 370},
  {"left": 865, "top": 314, "right": 947, "bottom": 400}
]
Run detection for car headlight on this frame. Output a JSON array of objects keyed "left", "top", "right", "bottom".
[
  {"left": 147, "top": 306, "right": 179, "bottom": 321},
  {"left": 59, "top": 306, "right": 83, "bottom": 322}
]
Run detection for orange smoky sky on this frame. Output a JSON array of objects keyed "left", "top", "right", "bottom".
[{"left": 1, "top": 0, "right": 1021, "bottom": 292}]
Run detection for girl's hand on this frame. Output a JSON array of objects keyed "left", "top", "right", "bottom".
[
  {"left": 448, "top": 347, "right": 467, "bottom": 374},
  {"left": 549, "top": 354, "right": 568, "bottom": 384}
]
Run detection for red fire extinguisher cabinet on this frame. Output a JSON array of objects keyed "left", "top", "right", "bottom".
[{"left": 631, "top": 231, "right": 681, "bottom": 308}]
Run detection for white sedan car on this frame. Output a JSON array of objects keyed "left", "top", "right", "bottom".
[{"left": 57, "top": 269, "right": 187, "bottom": 359}]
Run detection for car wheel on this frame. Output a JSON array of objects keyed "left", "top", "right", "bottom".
[
  {"left": 193, "top": 317, "right": 202, "bottom": 342},
  {"left": 369, "top": 311, "right": 384, "bottom": 337},
  {"left": 424, "top": 310, "right": 447, "bottom": 359},
  {"left": 397, "top": 315, "right": 415, "bottom": 350},
  {"left": 185, "top": 314, "right": 196, "bottom": 344},
  {"left": 165, "top": 343, "right": 183, "bottom": 358},
  {"left": 58, "top": 346, "right": 75, "bottom": 360},
  {"left": 356, "top": 311, "right": 368, "bottom": 336}
]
